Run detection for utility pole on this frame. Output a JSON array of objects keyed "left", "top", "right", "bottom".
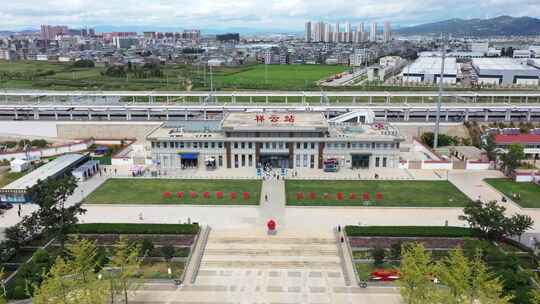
[{"left": 433, "top": 34, "right": 446, "bottom": 149}]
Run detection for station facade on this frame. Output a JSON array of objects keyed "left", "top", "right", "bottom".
[{"left": 147, "top": 112, "right": 404, "bottom": 171}]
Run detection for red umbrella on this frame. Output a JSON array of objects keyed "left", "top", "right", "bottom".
[
  {"left": 216, "top": 191, "right": 223, "bottom": 199},
  {"left": 243, "top": 192, "right": 250, "bottom": 200},
  {"left": 176, "top": 191, "right": 184, "bottom": 198},
  {"left": 296, "top": 192, "right": 304, "bottom": 200},
  {"left": 203, "top": 191, "right": 210, "bottom": 199},
  {"left": 163, "top": 191, "right": 172, "bottom": 198}
]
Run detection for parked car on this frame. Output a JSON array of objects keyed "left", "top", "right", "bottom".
[{"left": 0, "top": 202, "right": 13, "bottom": 210}]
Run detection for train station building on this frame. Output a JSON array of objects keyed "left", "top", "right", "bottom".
[{"left": 147, "top": 112, "right": 404, "bottom": 171}]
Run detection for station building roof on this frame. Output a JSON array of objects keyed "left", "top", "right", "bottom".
[{"left": 1, "top": 154, "right": 86, "bottom": 191}]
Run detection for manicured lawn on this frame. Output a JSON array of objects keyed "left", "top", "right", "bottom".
[
  {"left": 85, "top": 178, "right": 261, "bottom": 205},
  {"left": 286, "top": 180, "right": 472, "bottom": 207},
  {"left": 485, "top": 178, "right": 540, "bottom": 208},
  {"left": 0, "top": 170, "right": 27, "bottom": 187}
]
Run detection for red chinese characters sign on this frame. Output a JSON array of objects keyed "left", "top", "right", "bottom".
[{"left": 254, "top": 114, "right": 295, "bottom": 125}]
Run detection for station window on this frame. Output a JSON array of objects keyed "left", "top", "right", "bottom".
[
  {"left": 352, "top": 143, "right": 357, "bottom": 148},
  {"left": 296, "top": 154, "right": 301, "bottom": 167},
  {"left": 186, "top": 142, "right": 191, "bottom": 148},
  {"left": 234, "top": 155, "right": 239, "bottom": 168},
  {"left": 278, "top": 142, "right": 284, "bottom": 149},
  {"left": 211, "top": 142, "right": 215, "bottom": 149},
  {"left": 311, "top": 143, "right": 315, "bottom": 149},
  {"left": 241, "top": 142, "right": 245, "bottom": 149},
  {"left": 180, "top": 142, "right": 184, "bottom": 148},
  {"left": 248, "top": 142, "right": 253, "bottom": 149},
  {"left": 234, "top": 142, "right": 238, "bottom": 149},
  {"left": 193, "top": 142, "right": 198, "bottom": 149},
  {"left": 383, "top": 157, "right": 387, "bottom": 167},
  {"left": 375, "top": 157, "right": 380, "bottom": 167},
  {"left": 218, "top": 142, "right": 223, "bottom": 149},
  {"left": 151, "top": 142, "right": 156, "bottom": 148},
  {"left": 248, "top": 155, "right": 253, "bottom": 167},
  {"left": 218, "top": 155, "right": 223, "bottom": 167},
  {"left": 272, "top": 142, "right": 277, "bottom": 149},
  {"left": 296, "top": 142, "right": 300, "bottom": 149},
  {"left": 156, "top": 142, "right": 161, "bottom": 148},
  {"left": 241, "top": 155, "right": 246, "bottom": 167},
  {"left": 204, "top": 142, "right": 208, "bottom": 149},
  {"left": 303, "top": 142, "right": 308, "bottom": 149}
]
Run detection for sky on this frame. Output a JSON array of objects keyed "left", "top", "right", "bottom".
[{"left": 1, "top": 0, "right": 540, "bottom": 32}]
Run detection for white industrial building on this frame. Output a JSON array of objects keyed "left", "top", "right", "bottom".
[
  {"left": 401, "top": 57, "right": 458, "bottom": 84},
  {"left": 472, "top": 58, "right": 540, "bottom": 86}
]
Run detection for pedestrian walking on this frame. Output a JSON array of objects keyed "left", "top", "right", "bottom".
[
  {"left": 340, "top": 236, "right": 344, "bottom": 243},
  {"left": 338, "top": 225, "right": 341, "bottom": 232},
  {"left": 17, "top": 204, "right": 21, "bottom": 217},
  {"left": 114, "top": 168, "right": 118, "bottom": 175},
  {"left": 265, "top": 194, "right": 268, "bottom": 202}
]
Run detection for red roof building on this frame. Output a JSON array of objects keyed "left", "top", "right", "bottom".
[{"left": 494, "top": 134, "right": 540, "bottom": 145}]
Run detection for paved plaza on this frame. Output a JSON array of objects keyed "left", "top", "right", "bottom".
[{"left": 1, "top": 167, "right": 539, "bottom": 303}]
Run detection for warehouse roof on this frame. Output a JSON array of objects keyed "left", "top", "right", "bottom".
[
  {"left": 472, "top": 58, "right": 540, "bottom": 71},
  {"left": 404, "top": 57, "right": 458, "bottom": 75}
]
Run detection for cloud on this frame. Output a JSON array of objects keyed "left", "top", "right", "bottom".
[{"left": 1, "top": 0, "right": 539, "bottom": 30}]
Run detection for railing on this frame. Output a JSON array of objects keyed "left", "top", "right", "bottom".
[{"left": 190, "top": 226, "right": 211, "bottom": 284}]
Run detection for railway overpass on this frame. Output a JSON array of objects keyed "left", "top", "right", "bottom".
[{"left": 1, "top": 90, "right": 540, "bottom": 122}]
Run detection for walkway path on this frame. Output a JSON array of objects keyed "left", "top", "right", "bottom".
[{"left": 132, "top": 229, "right": 400, "bottom": 304}]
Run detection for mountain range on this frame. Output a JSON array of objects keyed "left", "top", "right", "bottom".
[{"left": 396, "top": 16, "right": 540, "bottom": 37}]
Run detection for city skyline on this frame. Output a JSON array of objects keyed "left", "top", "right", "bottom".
[{"left": 0, "top": 0, "right": 539, "bottom": 32}]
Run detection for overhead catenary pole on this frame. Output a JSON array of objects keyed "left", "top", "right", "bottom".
[{"left": 433, "top": 34, "right": 446, "bottom": 149}]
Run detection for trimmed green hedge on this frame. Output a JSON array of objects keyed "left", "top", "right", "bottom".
[
  {"left": 345, "top": 226, "right": 478, "bottom": 238},
  {"left": 70, "top": 223, "right": 199, "bottom": 235}
]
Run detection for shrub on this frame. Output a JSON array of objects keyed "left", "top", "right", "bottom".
[
  {"left": 161, "top": 245, "right": 175, "bottom": 262},
  {"left": 390, "top": 241, "right": 403, "bottom": 260},
  {"left": 140, "top": 238, "right": 154, "bottom": 256},
  {"left": 345, "top": 226, "right": 477, "bottom": 238},
  {"left": 72, "top": 60, "right": 95, "bottom": 68},
  {"left": 372, "top": 247, "right": 386, "bottom": 266},
  {"left": 70, "top": 223, "right": 199, "bottom": 235}
]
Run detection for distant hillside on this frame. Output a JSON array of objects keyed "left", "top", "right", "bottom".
[{"left": 396, "top": 16, "right": 540, "bottom": 37}]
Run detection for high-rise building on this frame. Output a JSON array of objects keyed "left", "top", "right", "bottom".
[
  {"left": 370, "top": 22, "right": 377, "bottom": 42},
  {"left": 40, "top": 25, "right": 69, "bottom": 40},
  {"left": 305, "top": 21, "right": 312, "bottom": 42},
  {"left": 345, "top": 22, "right": 352, "bottom": 43},
  {"left": 356, "top": 22, "right": 365, "bottom": 43},
  {"left": 324, "top": 23, "right": 332, "bottom": 43},
  {"left": 383, "top": 22, "right": 392, "bottom": 43},
  {"left": 334, "top": 22, "right": 340, "bottom": 43}
]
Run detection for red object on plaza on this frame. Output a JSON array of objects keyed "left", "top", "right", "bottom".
[
  {"left": 255, "top": 115, "right": 265, "bottom": 123},
  {"left": 376, "top": 192, "right": 383, "bottom": 201},
  {"left": 284, "top": 114, "right": 295, "bottom": 123},
  {"left": 216, "top": 191, "right": 224, "bottom": 199},
  {"left": 349, "top": 193, "right": 357, "bottom": 200},
  {"left": 230, "top": 192, "right": 237, "bottom": 200},
  {"left": 243, "top": 192, "right": 250, "bottom": 200},
  {"left": 163, "top": 191, "right": 172, "bottom": 198},
  {"left": 269, "top": 115, "right": 279, "bottom": 123},
  {"left": 336, "top": 192, "right": 344, "bottom": 200},
  {"left": 189, "top": 192, "right": 197, "bottom": 199},
  {"left": 370, "top": 270, "right": 400, "bottom": 282},
  {"left": 363, "top": 192, "right": 370, "bottom": 201},
  {"left": 176, "top": 191, "right": 184, "bottom": 198},
  {"left": 203, "top": 191, "right": 210, "bottom": 199},
  {"left": 267, "top": 219, "right": 277, "bottom": 231},
  {"left": 308, "top": 192, "right": 317, "bottom": 200},
  {"left": 296, "top": 192, "right": 304, "bottom": 200}
]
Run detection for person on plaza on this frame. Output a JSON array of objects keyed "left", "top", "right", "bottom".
[
  {"left": 265, "top": 194, "right": 268, "bottom": 202},
  {"left": 17, "top": 204, "right": 21, "bottom": 217}
]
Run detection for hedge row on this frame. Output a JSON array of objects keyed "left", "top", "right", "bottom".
[
  {"left": 70, "top": 223, "right": 200, "bottom": 235},
  {"left": 345, "top": 226, "right": 478, "bottom": 238}
]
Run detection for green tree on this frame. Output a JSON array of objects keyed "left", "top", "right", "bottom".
[
  {"left": 0, "top": 268, "right": 6, "bottom": 304},
  {"left": 500, "top": 143, "right": 525, "bottom": 175},
  {"left": 435, "top": 248, "right": 512, "bottom": 304},
  {"left": 482, "top": 134, "right": 497, "bottom": 161},
  {"left": 33, "top": 238, "right": 107, "bottom": 304},
  {"left": 461, "top": 201, "right": 534, "bottom": 241},
  {"left": 397, "top": 243, "right": 441, "bottom": 304},
  {"left": 507, "top": 214, "right": 534, "bottom": 242},
  {"left": 110, "top": 237, "right": 143, "bottom": 304},
  {"left": 27, "top": 174, "right": 86, "bottom": 252},
  {"left": 462, "top": 201, "right": 508, "bottom": 240}
]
